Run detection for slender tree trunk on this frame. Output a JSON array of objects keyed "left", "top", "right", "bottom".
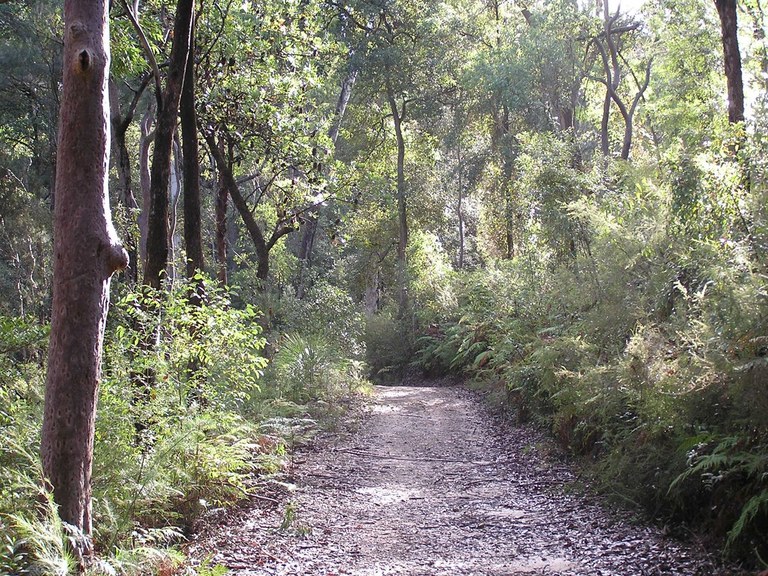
[
  {"left": 180, "top": 17, "right": 205, "bottom": 284},
  {"left": 328, "top": 68, "right": 358, "bottom": 145},
  {"left": 109, "top": 80, "right": 140, "bottom": 284},
  {"left": 41, "top": 0, "right": 128, "bottom": 561},
  {"left": 138, "top": 103, "right": 154, "bottom": 267},
  {"left": 109, "top": 76, "right": 149, "bottom": 284},
  {"left": 386, "top": 83, "right": 408, "bottom": 317},
  {"left": 143, "top": 0, "right": 195, "bottom": 289},
  {"left": 457, "top": 186, "right": 465, "bottom": 269},
  {"left": 715, "top": 0, "right": 745, "bottom": 123},
  {"left": 296, "top": 65, "right": 358, "bottom": 299},
  {"left": 111, "top": 114, "right": 139, "bottom": 284},
  {"left": 600, "top": 90, "right": 611, "bottom": 156},
  {"left": 168, "top": 139, "right": 182, "bottom": 284},
  {"left": 204, "top": 133, "right": 271, "bottom": 280},
  {"left": 215, "top": 183, "right": 229, "bottom": 285}
]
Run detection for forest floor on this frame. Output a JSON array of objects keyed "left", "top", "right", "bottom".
[{"left": 187, "top": 380, "right": 738, "bottom": 576}]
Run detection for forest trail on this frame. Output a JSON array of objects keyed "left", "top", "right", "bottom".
[{"left": 189, "top": 384, "right": 730, "bottom": 576}]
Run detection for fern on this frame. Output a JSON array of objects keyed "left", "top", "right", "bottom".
[
  {"left": 727, "top": 490, "right": 768, "bottom": 549},
  {"left": 671, "top": 434, "right": 768, "bottom": 550}
]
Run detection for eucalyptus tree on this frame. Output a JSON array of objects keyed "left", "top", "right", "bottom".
[
  {"left": 198, "top": 0, "right": 339, "bottom": 284},
  {"left": 41, "top": 0, "right": 128, "bottom": 561},
  {"left": 180, "top": 12, "right": 205, "bottom": 285},
  {"left": 588, "top": 4, "right": 651, "bottom": 159},
  {"left": 714, "top": 0, "right": 744, "bottom": 123},
  {"left": 337, "top": 0, "right": 459, "bottom": 316},
  {"left": 142, "top": 0, "right": 195, "bottom": 289}
]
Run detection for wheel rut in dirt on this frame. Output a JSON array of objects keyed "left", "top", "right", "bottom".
[{"left": 190, "top": 384, "right": 730, "bottom": 575}]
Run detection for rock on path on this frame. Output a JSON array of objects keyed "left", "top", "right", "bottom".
[{"left": 188, "top": 385, "right": 735, "bottom": 575}]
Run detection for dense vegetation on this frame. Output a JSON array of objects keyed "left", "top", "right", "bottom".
[{"left": 1, "top": 0, "right": 767, "bottom": 572}]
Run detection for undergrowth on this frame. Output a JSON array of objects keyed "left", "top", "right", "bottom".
[
  {"left": 410, "top": 144, "right": 768, "bottom": 567},
  {"left": 0, "top": 276, "right": 371, "bottom": 575}
]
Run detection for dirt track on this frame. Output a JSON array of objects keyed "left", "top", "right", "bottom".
[{"left": 189, "top": 385, "right": 733, "bottom": 575}]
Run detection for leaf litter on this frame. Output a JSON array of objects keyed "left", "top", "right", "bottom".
[{"left": 187, "top": 383, "right": 744, "bottom": 575}]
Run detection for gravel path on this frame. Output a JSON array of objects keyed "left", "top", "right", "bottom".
[{"left": 188, "top": 384, "right": 736, "bottom": 575}]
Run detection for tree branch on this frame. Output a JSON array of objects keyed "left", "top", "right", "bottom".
[{"left": 118, "top": 0, "right": 163, "bottom": 112}]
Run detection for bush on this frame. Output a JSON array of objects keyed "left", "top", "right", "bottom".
[{"left": 413, "top": 150, "right": 768, "bottom": 564}]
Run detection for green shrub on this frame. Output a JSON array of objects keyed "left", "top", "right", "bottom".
[
  {"left": 364, "top": 310, "right": 413, "bottom": 381},
  {"left": 413, "top": 148, "right": 768, "bottom": 563}
]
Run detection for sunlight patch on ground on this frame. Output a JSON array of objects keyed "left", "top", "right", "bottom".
[
  {"left": 370, "top": 403, "right": 402, "bottom": 414},
  {"left": 354, "top": 485, "right": 419, "bottom": 505},
  {"left": 483, "top": 507, "right": 528, "bottom": 520},
  {"left": 431, "top": 556, "right": 579, "bottom": 573},
  {"left": 506, "top": 556, "right": 580, "bottom": 573}
]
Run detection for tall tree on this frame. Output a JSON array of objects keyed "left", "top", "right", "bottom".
[
  {"left": 714, "top": 0, "right": 745, "bottom": 123},
  {"left": 180, "top": 13, "right": 205, "bottom": 285},
  {"left": 197, "top": 0, "right": 335, "bottom": 287},
  {"left": 592, "top": 7, "right": 651, "bottom": 159},
  {"left": 41, "top": 0, "right": 128, "bottom": 561},
  {"left": 109, "top": 74, "right": 150, "bottom": 284},
  {"left": 143, "top": 0, "right": 195, "bottom": 289}
]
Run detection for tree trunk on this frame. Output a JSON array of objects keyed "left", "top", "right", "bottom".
[
  {"left": 715, "top": 0, "right": 745, "bottom": 123},
  {"left": 296, "top": 65, "right": 358, "bottom": 299},
  {"left": 215, "top": 183, "right": 229, "bottom": 285},
  {"left": 168, "top": 139, "right": 182, "bottom": 284},
  {"left": 109, "top": 79, "right": 141, "bottom": 285},
  {"left": 204, "top": 133, "right": 271, "bottom": 280},
  {"left": 180, "top": 17, "right": 205, "bottom": 284},
  {"left": 328, "top": 67, "right": 358, "bottom": 146},
  {"left": 600, "top": 90, "right": 611, "bottom": 156},
  {"left": 457, "top": 186, "right": 465, "bottom": 269},
  {"left": 41, "top": 0, "right": 128, "bottom": 560},
  {"left": 386, "top": 83, "right": 408, "bottom": 317},
  {"left": 138, "top": 102, "right": 154, "bottom": 267},
  {"left": 143, "top": 0, "right": 195, "bottom": 289}
]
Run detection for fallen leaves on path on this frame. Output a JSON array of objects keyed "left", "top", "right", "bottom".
[{"left": 188, "top": 384, "right": 741, "bottom": 575}]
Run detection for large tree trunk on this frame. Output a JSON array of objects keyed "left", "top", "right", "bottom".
[
  {"left": 41, "top": 0, "right": 128, "bottom": 560},
  {"left": 715, "top": 0, "right": 745, "bottom": 123},
  {"left": 143, "top": 0, "right": 195, "bottom": 289}
]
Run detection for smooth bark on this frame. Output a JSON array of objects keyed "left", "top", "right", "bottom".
[
  {"left": 138, "top": 103, "right": 154, "bottom": 265},
  {"left": 386, "top": 80, "right": 409, "bottom": 316}
]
